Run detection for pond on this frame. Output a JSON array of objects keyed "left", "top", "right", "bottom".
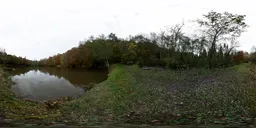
[{"left": 7, "top": 67, "right": 107, "bottom": 101}]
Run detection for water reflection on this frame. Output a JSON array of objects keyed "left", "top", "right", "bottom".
[{"left": 8, "top": 67, "right": 107, "bottom": 101}]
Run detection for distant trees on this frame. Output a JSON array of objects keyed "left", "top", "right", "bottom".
[
  {"left": 0, "top": 48, "right": 32, "bottom": 66},
  {"left": 37, "top": 11, "right": 250, "bottom": 69}
]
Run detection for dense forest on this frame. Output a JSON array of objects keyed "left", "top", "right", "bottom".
[
  {"left": 0, "top": 48, "right": 33, "bottom": 66},
  {"left": 1, "top": 11, "right": 256, "bottom": 69}
]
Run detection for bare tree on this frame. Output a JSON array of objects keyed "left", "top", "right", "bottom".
[
  {"left": 0, "top": 48, "right": 8, "bottom": 66},
  {"left": 166, "top": 22, "right": 185, "bottom": 51},
  {"left": 251, "top": 46, "right": 256, "bottom": 54}
]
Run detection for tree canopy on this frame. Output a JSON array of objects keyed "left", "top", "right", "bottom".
[{"left": 197, "top": 11, "right": 248, "bottom": 67}]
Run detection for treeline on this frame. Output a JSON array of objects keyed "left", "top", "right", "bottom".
[
  {"left": 39, "top": 33, "right": 250, "bottom": 69},
  {"left": 39, "top": 11, "right": 255, "bottom": 69},
  {"left": 0, "top": 48, "right": 33, "bottom": 66}
]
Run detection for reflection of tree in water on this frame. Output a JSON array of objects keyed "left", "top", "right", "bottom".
[
  {"left": 38, "top": 67, "right": 107, "bottom": 87},
  {"left": 8, "top": 67, "right": 34, "bottom": 76},
  {"left": 39, "top": 68, "right": 62, "bottom": 79}
]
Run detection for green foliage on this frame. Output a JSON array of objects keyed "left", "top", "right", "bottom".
[
  {"left": 0, "top": 49, "right": 31, "bottom": 66},
  {"left": 163, "top": 57, "right": 178, "bottom": 68},
  {"left": 121, "top": 50, "right": 137, "bottom": 65}
]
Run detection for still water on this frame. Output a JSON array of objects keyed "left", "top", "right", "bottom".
[{"left": 8, "top": 67, "right": 107, "bottom": 101}]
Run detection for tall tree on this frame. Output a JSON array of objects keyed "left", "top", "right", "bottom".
[
  {"left": 0, "top": 48, "right": 7, "bottom": 65},
  {"left": 108, "top": 33, "right": 118, "bottom": 42},
  {"left": 197, "top": 11, "right": 248, "bottom": 67}
]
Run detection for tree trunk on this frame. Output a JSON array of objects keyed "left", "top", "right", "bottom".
[
  {"left": 105, "top": 58, "right": 110, "bottom": 72},
  {"left": 208, "top": 34, "right": 217, "bottom": 68}
]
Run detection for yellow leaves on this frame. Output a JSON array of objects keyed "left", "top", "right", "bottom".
[{"left": 128, "top": 43, "right": 136, "bottom": 50}]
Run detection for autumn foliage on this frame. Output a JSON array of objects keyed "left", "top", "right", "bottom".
[{"left": 232, "top": 51, "right": 249, "bottom": 64}]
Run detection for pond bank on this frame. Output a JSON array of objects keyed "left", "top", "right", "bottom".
[
  {"left": 61, "top": 64, "right": 256, "bottom": 126},
  {"left": 1, "top": 64, "right": 256, "bottom": 127},
  {"left": 6, "top": 67, "right": 107, "bottom": 102},
  {"left": 0, "top": 68, "right": 61, "bottom": 124}
]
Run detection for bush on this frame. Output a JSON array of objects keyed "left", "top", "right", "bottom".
[
  {"left": 163, "top": 57, "right": 180, "bottom": 69},
  {"left": 138, "top": 57, "right": 165, "bottom": 67},
  {"left": 121, "top": 50, "right": 138, "bottom": 65},
  {"left": 233, "top": 51, "right": 248, "bottom": 64},
  {"left": 249, "top": 52, "right": 256, "bottom": 64}
]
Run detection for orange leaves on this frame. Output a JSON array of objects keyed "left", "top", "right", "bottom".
[{"left": 232, "top": 51, "right": 249, "bottom": 63}]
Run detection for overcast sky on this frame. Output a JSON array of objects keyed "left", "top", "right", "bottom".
[{"left": 0, "top": 0, "right": 255, "bottom": 60}]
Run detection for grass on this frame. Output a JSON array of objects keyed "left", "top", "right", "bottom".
[
  {"left": 61, "top": 63, "right": 256, "bottom": 126},
  {"left": 60, "top": 64, "right": 137, "bottom": 123},
  {"left": 232, "top": 63, "right": 251, "bottom": 73},
  {"left": 1, "top": 63, "right": 256, "bottom": 126}
]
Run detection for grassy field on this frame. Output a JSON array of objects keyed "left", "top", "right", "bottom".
[
  {"left": 61, "top": 63, "right": 256, "bottom": 125},
  {"left": 1, "top": 63, "right": 256, "bottom": 127}
]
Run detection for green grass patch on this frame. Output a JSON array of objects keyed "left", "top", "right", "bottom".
[
  {"left": 61, "top": 64, "right": 137, "bottom": 123},
  {"left": 232, "top": 63, "right": 251, "bottom": 73}
]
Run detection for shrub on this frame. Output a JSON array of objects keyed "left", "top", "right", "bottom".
[
  {"left": 233, "top": 51, "right": 248, "bottom": 64},
  {"left": 249, "top": 52, "right": 256, "bottom": 64},
  {"left": 138, "top": 57, "right": 165, "bottom": 67},
  {"left": 121, "top": 50, "right": 138, "bottom": 65},
  {"left": 163, "top": 57, "right": 180, "bottom": 69}
]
